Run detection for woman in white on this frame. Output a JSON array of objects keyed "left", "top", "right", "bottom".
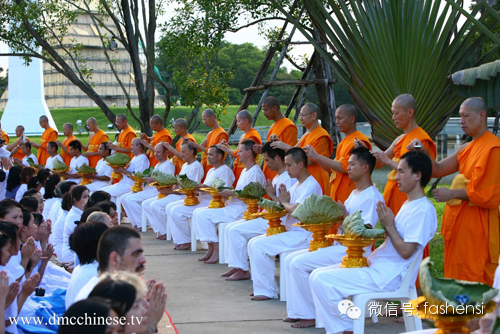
[
  {"left": 15, "top": 166, "right": 36, "bottom": 202},
  {"left": 61, "top": 186, "right": 89, "bottom": 264},
  {"left": 41, "top": 174, "right": 61, "bottom": 220},
  {"left": 50, "top": 181, "right": 77, "bottom": 257}
]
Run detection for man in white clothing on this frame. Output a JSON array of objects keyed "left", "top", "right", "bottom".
[
  {"left": 58, "top": 140, "right": 89, "bottom": 184},
  {"left": 222, "top": 142, "right": 296, "bottom": 281},
  {"left": 248, "top": 147, "right": 322, "bottom": 301},
  {"left": 85, "top": 142, "right": 113, "bottom": 192},
  {"left": 100, "top": 138, "right": 150, "bottom": 198},
  {"left": 167, "top": 145, "right": 235, "bottom": 250},
  {"left": 44, "top": 141, "right": 64, "bottom": 170},
  {"left": 142, "top": 141, "right": 204, "bottom": 239},
  {"left": 283, "top": 147, "right": 383, "bottom": 328},
  {"left": 192, "top": 139, "right": 266, "bottom": 264},
  {"left": 310, "top": 150, "right": 437, "bottom": 334},
  {"left": 121, "top": 143, "right": 175, "bottom": 231},
  {"left": 15, "top": 142, "right": 37, "bottom": 166}
]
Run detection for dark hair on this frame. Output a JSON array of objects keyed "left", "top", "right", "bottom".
[
  {"left": 47, "top": 141, "right": 58, "bottom": 151},
  {"left": 21, "top": 210, "right": 33, "bottom": 227},
  {"left": 92, "top": 201, "right": 117, "bottom": 216},
  {"left": 6, "top": 165, "right": 23, "bottom": 192},
  {"left": 22, "top": 142, "right": 31, "bottom": 150},
  {"left": 19, "top": 198, "right": 38, "bottom": 213},
  {"left": 85, "top": 191, "right": 111, "bottom": 210},
  {"left": 285, "top": 147, "right": 308, "bottom": 165},
  {"left": 59, "top": 298, "right": 119, "bottom": 334},
  {"left": 89, "top": 278, "right": 135, "bottom": 317},
  {"left": 36, "top": 169, "right": 51, "bottom": 187},
  {"left": 32, "top": 213, "right": 44, "bottom": 227},
  {"left": 70, "top": 186, "right": 88, "bottom": 205},
  {"left": 350, "top": 147, "right": 376, "bottom": 174},
  {"left": 181, "top": 140, "right": 197, "bottom": 156},
  {"left": 70, "top": 222, "right": 109, "bottom": 265},
  {"left": 262, "top": 96, "right": 280, "bottom": 109},
  {"left": 0, "top": 221, "right": 17, "bottom": 251},
  {"left": 262, "top": 141, "right": 285, "bottom": 161},
  {"left": 80, "top": 207, "right": 103, "bottom": 224},
  {"left": 0, "top": 199, "right": 23, "bottom": 219},
  {"left": 97, "top": 226, "right": 140, "bottom": 272},
  {"left": 61, "top": 192, "right": 73, "bottom": 211},
  {"left": 55, "top": 181, "right": 77, "bottom": 198},
  {"left": 99, "top": 142, "right": 112, "bottom": 155},
  {"left": 208, "top": 145, "right": 225, "bottom": 158},
  {"left": 44, "top": 175, "right": 61, "bottom": 200},
  {"left": 68, "top": 140, "right": 82, "bottom": 152},
  {"left": 27, "top": 176, "right": 40, "bottom": 190},
  {"left": 23, "top": 189, "right": 39, "bottom": 198},
  {"left": 240, "top": 139, "right": 257, "bottom": 159},
  {"left": 400, "top": 151, "right": 432, "bottom": 187},
  {"left": 20, "top": 166, "right": 36, "bottom": 185}
]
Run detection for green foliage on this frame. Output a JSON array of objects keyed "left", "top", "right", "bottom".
[
  {"left": 291, "top": 194, "right": 344, "bottom": 224},
  {"left": 105, "top": 153, "right": 131, "bottom": 166}
]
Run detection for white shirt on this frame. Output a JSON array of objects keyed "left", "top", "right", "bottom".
[
  {"left": 121, "top": 154, "right": 150, "bottom": 186},
  {"left": 368, "top": 196, "right": 437, "bottom": 289},
  {"left": 179, "top": 160, "right": 204, "bottom": 183},
  {"left": 272, "top": 171, "right": 296, "bottom": 196},
  {"left": 45, "top": 154, "right": 64, "bottom": 169},
  {"left": 155, "top": 159, "right": 175, "bottom": 175},
  {"left": 62, "top": 206, "right": 83, "bottom": 263},
  {"left": 285, "top": 175, "right": 322, "bottom": 231},
  {"left": 69, "top": 155, "right": 89, "bottom": 174},
  {"left": 53, "top": 209, "right": 68, "bottom": 259},
  {"left": 89, "top": 158, "right": 114, "bottom": 189},
  {"left": 74, "top": 275, "right": 101, "bottom": 303},
  {"left": 42, "top": 197, "right": 60, "bottom": 221},
  {"left": 229, "top": 164, "right": 266, "bottom": 205},
  {"left": 204, "top": 165, "right": 235, "bottom": 189},
  {"left": 22, "top": 153, "right": 38, "bottom": 167},
  {"left": 66, "top": 261, "right": 98, "bottom": 309},
  {"left": 14, "top": 183, "right": 27, "bottom": 202},
  {"left": 0, "top": 168, "right": 7, "bottom": 201}
]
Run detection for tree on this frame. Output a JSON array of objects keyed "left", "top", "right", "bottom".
[{"left": 0, "top": 0, "right": 167, "bottom": 135}]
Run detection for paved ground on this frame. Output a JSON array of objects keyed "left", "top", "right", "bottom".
[{"left": 136, "top": 222, "right": 432, "bottom": 334}]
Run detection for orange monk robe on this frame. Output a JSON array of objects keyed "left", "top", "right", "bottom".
[
  {"left": 383, "top": 127, "right": 436, "bottom": 214},
  {"left": 116, "top": 126, "right": 137, "bottom": 159},
  {"left": 12, "top": 136, "right": 28, "bottom": 162},
  {"left": 232, "top": 129, "right": 262, "bottom": 187},
  {"left": 330, "top": 131, "right": 371, "bottom": 202},
  {"left": 201, "top": 127, "right": 228, "bottom": 176},
  {"left": 298, "top": 126, "right": 334, "bottom": 196},
  {"left": 37, "top": 127, "right": 58, "bottom": 166},
  {"left": 263, "top": 118, "right": 298, "bottom": 181},
  {"left": 60, "top": 135, "right": 77, "bottom": 166},
  {"left": 1, "top": 131, "right": 9, "bottom": 145},
  {"left": 171, "top": 134, "right": 196, "bottom": 175},
  {"left": 87, "top": 130, "right": 109, "bottom": 168},
  {"left": 442, "top": 131, "right": 500, "bottom": 285},
  {"left": 147, "top": 128, "right": 172, "bottom": 167}
]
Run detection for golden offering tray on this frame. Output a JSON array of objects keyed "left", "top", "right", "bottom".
[
  {"left": 252, "top": 210, "right": 287, "bottom": 236},
  {"left": 295, "top": 221, "right": 340, "bottom": 252},
  {"left": 106, "top": 163, "right": 129, "bottom": 180},
  {"left": 77, "top": 172, "right": 96, "bottom": 186},
  {"left": 407, "top": 296, "right": 496, "bottom": 334},
  {"left": 51, "top": 168, "right": 70, "bottom": 180},
  {"left": 149, "top": 182, "right": 175, "bottom": 199},
  {"left": 174, "top": 188, "right": 199, "bottom": 206},
  {"left": 326, "top": 234, "right": 381, "bottom": 268},
  {"left": 239, "top": 198, "right": 260, "bottom": 220},
  {"left": 130, "top": 175, "right": 146, "bottom": 192},
  {"left": 199, "top": 188, "right": 225, "bottom": 209}
]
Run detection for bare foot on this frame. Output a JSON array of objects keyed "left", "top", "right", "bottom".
[
  {"left": 176, "top": 243, "right": 191, "bottom": 250},
  {"left": 282, "top": 318, "right": 299, "bottom": 323},
  {"left": 249, "top": 293, "right": 254, "bottom": 297},
  {"left": 225, "top": 270, "right": 250, "bottom": 281},
  {"left": 291, "top": 320, "right": 315, "bottom": 328},
  {"left": 251, "top": 295, "right": 273, "bottom": 301},
  {"left": 204, "top": 253, "right": 219, "bottom": 264},
  {"left": 221, "top": 268, "right": 238, "bottom": 277},
  {"left": 157, "top": 234, "right": 167, "bottom": 240},
  {"left": 198, "top": 249, "right": 213, "bottom": 261}
]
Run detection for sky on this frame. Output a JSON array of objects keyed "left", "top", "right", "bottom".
[{"left": 0, "top": 0, "right": 475, "bottom": 72}]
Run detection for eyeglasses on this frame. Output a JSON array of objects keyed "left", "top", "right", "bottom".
[{"left": 299, "top": 112, "right": 314, "bottom": 118}]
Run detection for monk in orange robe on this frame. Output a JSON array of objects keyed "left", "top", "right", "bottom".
[
  {"left": 305, "top": 104, "right": 371, "bottom": 202},
  {"left": 162, "top": 118, "right": 196, "bottom": 175},
  {"left": 0, "top": 122, "right": 9, "bottom": 145},
  {"left": 107, "top": 113, "right": 137, "bottom": 159},
  {"left": 413, "top": 97, "right": 500, "bottom": 286},
  {"left": 271, "top": 103, "right": 333, "bottom": 195},
  {"left": 81, "top": 117, "right": 109, "bottom": 168},
  {"left": 187, "top": 109, "right": 228, "bottom": 177},
  {"left": 56, "top": 123, "right": 77, "bottom": 165},
  {"left": 6, "top": 125, "right": 27, "bottom": 162},
  {"left": 140, "top": 115, "right": 172, "bottom": 167},
  {"left": 31, "top": 115, "right": 58, "bottom": 166},
  {"left": 217, "top": 110, "right": 261, "bottom": 187},
  {"left": 256, "top": 96, "right": 298, "bottom": 181}
]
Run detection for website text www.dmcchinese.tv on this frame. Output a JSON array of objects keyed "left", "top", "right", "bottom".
[{"left": 9, "top": 313, "right": 144, "bottom": 326}]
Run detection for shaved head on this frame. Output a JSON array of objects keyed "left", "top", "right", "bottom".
[
  {"left": 117, "top": 113, "right": 127, "bottom": 121},
  {"left": 174, "top": 118, "right": 188, "bottom": 130},
  {"left": 462, "top": 97, "right": 487, "bottom": 114},
  {"left": 16, "top": 125, "right": 24, "bottom": 131},
  {"left": 237, "top": 110, "right": 252, "bottom": 122},
  {"left": 337, "top": 104, "right": 357, "bottom": 119},
  {"left": 39, "top": 115, "right": 48, "bottom": 122},
  {"left": 87, "top": 117, "right": 97, "bottom": 124},
  {"left": 63, "top": 123, "right": 73, "bottom": 130},
  {"left": 203, "top": 108, "right": 216, "bottom": 118},
  {"left": 303, "top": 103, "right": 319, "bottom": 116},
  {"left": 262, "top": 96, "right": 280, "bottom": 109},
  {"left": 394, "top": 94, "right": 417, "bottom": 113},
  {"left": 150, "top": 115, "right": 163, "bottom": 125}
]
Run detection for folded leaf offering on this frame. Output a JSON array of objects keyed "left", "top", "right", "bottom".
[
  {"left": 27, "top": 157, "right": 40, "bottom": 169},
  {"left": 258, "top": 198, "right": 285, "bottom": 213},
  {"left": 133, "top": 166, "right": 155, "bottom": 179},
  {"left": 343, "top": 211, "right": 385, "bottom": 239},
  {"left": 235, "top": 182, "right": 266, "bottom": 199},
  {"left": 75, "top": 163, "right": 96, "bottom": 174},
  {"left": 105, "top": 153, "right": 131, "bottom": 166},
  {"left": 176, "top": 174, "right": 198, "bottom": 190},
  {"left": 291, "top": 194, "right": 343, "bottom": 224},
  {"left": 52, "top": 159, "right": 68, "bottom": 171},
  {"left": 151, "top": 170, "right": 178, "bottom": 186}
]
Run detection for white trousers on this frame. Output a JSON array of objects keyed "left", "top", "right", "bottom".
[
  {"left": 285, "top": 246, "right": 347, "bottom": 320},
  {"left": 85, "top": 181, "right": 111, "bottom": 193},
  {"left": 167, "top": 196, "right": 211, "bottom": 244},
  {"left": 310, "top": 264, "right": 401, "bottom": 333},
  {"left": 191, "top": 201, "right": 247, "bottom": 243},
  {"left": 121, "top": 187, "right": 158, "bottom": 227},
  {"left": 142, "top": 194, "right": 185, "bottom": 235},
  {"left": 247, "top": 229, "right": 311, "bottom": 299},
  {"left": 225, "top": 218, "right": 268, "bottom": 271},
  {"left": 100, "top": 181, "right": 133, "bottom": 197}
]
